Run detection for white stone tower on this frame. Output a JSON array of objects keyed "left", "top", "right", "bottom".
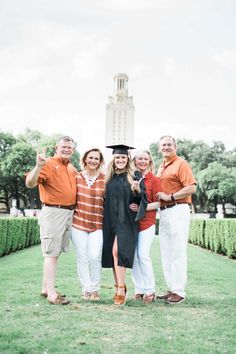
[{"left": 105, "top": 73, "right": 135, "bottom": 147}]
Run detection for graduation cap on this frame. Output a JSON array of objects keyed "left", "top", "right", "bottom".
[{"left": 106, "top": 144, "right": 135, "bottom": 155}]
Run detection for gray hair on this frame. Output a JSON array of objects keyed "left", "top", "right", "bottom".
[
  {"left": 57, "top": 136, "right": 76, "bottom": 148},
  {"left": 159, "top": 135, "right": 177, "bottom": 148}
]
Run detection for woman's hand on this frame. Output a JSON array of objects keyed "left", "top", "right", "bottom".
[
  {"left": 129, "top": 203, "right": 139, "bottom": 212},
  {"left": 131, "top": 180, "right": 141, "bottom": 193}
]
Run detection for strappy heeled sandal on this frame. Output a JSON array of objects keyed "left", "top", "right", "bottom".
[
  {"left": 114, "top": 285, "right": 127, "bottom": 306},
  {"left": 113, "top": 284, "right": 118, "bottom": 300}
]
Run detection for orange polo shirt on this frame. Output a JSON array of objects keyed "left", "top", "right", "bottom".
[
  {"left": 37, "top": 157, "right": 77, "bottom": 205},
  {"left": 158, "top": 155, "right": 196, "bottom": 207}
]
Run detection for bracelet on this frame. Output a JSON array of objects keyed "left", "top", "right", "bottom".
[{"left": 170, "top": 193, "right": 175, "bottom": 202}]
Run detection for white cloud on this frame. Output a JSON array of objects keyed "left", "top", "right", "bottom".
[
  {"left": 100, "top": 0, "right": 177, "bottom": 12},
  {"left": 0, "top": 46, "right": 41, "bottom": 92},
  {"left": 213, "top": 49, "right": 236, "bottom": 70},
  {"left": 128, "top": 63, "right": 148, "bottom": 78},
  {"left": 72, "top": 38, "right": 109, "bottom": 79},
  {"left": 164, "top": 57, "right": 175, "bottom": 77}
]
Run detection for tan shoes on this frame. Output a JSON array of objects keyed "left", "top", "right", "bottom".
[
  {"left": 40, "top": 292, "right": 66, "bottom": 298},
  {"left": 167, "top": 293, "right": 185, "bottom": 304},
  {"left": 81, "top": 292, "right": 91, "bottom": 300},
  {"left": 114, "top": 285, "right": 127, "bottom": 306},
  {"left": 156, "top": 291, "right": 172, "bottom": 300},
  {"left": 132, "top": 293, "right": 144, "bottom": 301},
  {"left": 81, "top": 291, "right": 100, "bottom": 301},
  {"left": 48, "top": 294, "right": 70, "bottom": 305},
  {"left": 90, "top": 291, "right": 100, "bottom": 301},
  {"left": 143, "top": 293, "right": 155, "bottom": 304}
]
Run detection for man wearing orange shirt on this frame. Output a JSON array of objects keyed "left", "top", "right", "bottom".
[
  {"left": 26, "top": 136, "right": 77, "bottom": 305},
  {"left": 156, "top": 136, "right": 196, "bottom": 304}
]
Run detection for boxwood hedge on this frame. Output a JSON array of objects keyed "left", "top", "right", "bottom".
[{"left": 0, "top": 217, "right": 40, "bottom": 257}]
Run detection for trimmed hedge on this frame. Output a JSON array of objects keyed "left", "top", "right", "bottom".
[
  {"left": 189, "top": 219, "right": 236, "bottom": 259},
  {"left": 0, "top": 217, "right": 40, "bottom": 257},
  {"left": 1, "top": 217, "right": 235, "bottom": 259}
]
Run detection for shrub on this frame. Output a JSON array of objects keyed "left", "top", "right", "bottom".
[
  {"left": 0, "top": 217, "right": 40, "bottom": 257},
  {"left": 225, "top": 219, "right": 236, "bottom": 258},
  {"left": 186, "top": 219, "right": 236, "bottom": 259},
  {"left": 189, "top": 219, "right": 205, "bottom": 246},
  {"left": 0, "top": 219, "right": 8, "bottom": 257}
]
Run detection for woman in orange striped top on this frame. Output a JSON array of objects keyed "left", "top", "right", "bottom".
[{"left": 71, "top": 148, "right": 105, "bottom": 301}]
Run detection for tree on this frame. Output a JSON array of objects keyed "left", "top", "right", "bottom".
[
  {"left": 0, "top": 131, "right": 16, "bottom": 158},
  {"left": 196, "top": 162, "right": 236, "bottom": 215},
  {"left": 0, "top": 132, "right": 17, "bottom": 210},
  {"left": 1, "top": 141, "right": 36, "bottom": 209}
]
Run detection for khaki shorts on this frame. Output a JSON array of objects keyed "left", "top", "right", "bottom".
[{"left": 38, "top": 206, "right": 74, "bottom": 257}]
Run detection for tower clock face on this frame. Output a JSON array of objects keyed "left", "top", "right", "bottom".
[{"left": 117, "top": 93, "right": 124, "bottom": 101}]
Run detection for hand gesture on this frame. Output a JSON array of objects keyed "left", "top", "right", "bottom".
[
  {"left": 131, "top": 179, "right": 141, "bottom": 193},
  {"left": 36, "top": 148, "right": 48, "bottom": 168}
]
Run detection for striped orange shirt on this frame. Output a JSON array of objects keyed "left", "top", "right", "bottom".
[{"left": 72, "top": 172, "right": 105, "bottom": 232}]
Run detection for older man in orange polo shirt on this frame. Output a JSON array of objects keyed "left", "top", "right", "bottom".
[
  {"left": 26, "top": 136, "right": 77, "bottom": 305},
  {"left": 156, "top": 135, "right": 196, "bottom": 304}
]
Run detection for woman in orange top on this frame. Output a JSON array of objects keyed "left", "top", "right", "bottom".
[
  {"left": 129, "top": 150, "right": 161, "bottom": 303},
  {"left": 71, "top": 148, "right": 105, "bottom": 301}
]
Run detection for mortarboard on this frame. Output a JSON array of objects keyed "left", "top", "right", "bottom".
[{"left": 106, "top": 144, "right": 135, "bottom": 155}]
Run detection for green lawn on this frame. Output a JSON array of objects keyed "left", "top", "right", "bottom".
[{"left": 0, "top": 237, "right": 236, "bottom": 354}]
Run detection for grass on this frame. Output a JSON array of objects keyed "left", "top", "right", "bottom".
[{"left": 0, "top": 237, "right": 236, "bottom": 354}]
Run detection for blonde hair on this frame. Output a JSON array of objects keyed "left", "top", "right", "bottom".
[
  {"left": 133, "top": 150, "right": 155, "bottom": 173},
  {"left": 105, "top": 155, "right": 134, "bottom": 185},
  {"left": 81, "top": 148, "right": 105, "bottom": 171}
]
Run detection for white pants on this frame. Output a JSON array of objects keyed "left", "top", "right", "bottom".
[
  {"left": 132, "top": 225, "right": 156, "bottom": 295},
  {"left": 159, "top": 204, "right": 190, "bottom": 298},
  {"left": 71, "top": 228, "right": 103, "bottom": 293}
]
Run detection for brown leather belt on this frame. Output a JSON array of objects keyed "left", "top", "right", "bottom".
[
  {"left": 160, "top": 202, "right": 188, "bottom": 211},
  {"left": 43, "top": 204, "right": 75, "bottom": 210}
]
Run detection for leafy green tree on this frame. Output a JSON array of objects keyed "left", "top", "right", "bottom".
[
  {"left": 0, "top": 131, "right": 16, "bottom": 158},
  {"left": 0, "top": 132, "right": 17, "bottom": 210},
  {"left": 197, "top": 162, "right": 236, "bottom": 215},
  {"left": 1, "top": 141, "right": 36, "bottom": 209},
  {"left": 149, "top": 142, "right": 162, "bottom": 173}
]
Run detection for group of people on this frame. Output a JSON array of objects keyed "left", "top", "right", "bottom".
[{"left": 26, "top": 135, "right": 196, "bottom": 306}]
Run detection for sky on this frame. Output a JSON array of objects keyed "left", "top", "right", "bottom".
[{"left": 0, "top": 0, "right": 236, "bottom": 156}]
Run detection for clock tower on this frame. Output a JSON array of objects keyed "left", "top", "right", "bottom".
[{"left": 105, "top": 73, "right": 135, "bottom": 148}]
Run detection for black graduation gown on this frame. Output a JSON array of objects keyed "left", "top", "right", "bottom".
[{"left": 102, "top": 172, "right": 141, "bottom": 269}]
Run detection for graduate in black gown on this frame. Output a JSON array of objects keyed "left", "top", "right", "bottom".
[{"left": 102, "top": 144, "right": 147, "bottom": 305}]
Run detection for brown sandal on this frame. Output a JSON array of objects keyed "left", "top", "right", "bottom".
[
  {"left": 114, "top": 285, "right": 127, "bottom": 306},
  {"left": 48, "top": 294, "right": 70, "bottom": 305},
  {"left": 132, "top": 293, "right": 144, "bottom": 301},
  {"left": 113, "top": 284, "right": 118, "bottom": 300},
  {"left": 40, "top": 292, "right": 66, "bottom": 298},
  {"left": 143, "top": 293, "right": 155, "bottom": 304}
]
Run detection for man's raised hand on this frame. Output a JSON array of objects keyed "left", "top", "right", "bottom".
[{"left": 36, "top": 148, "right": 48, "bottom": 168}]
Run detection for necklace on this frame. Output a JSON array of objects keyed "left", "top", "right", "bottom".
[{"left": 83, "top": 171, "right": 98, "bottom": 188}]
